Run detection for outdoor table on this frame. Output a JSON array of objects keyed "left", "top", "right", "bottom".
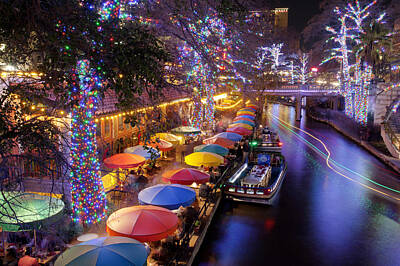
[{"left": 37, "top": 251, "right": 60, "bottom": 265}]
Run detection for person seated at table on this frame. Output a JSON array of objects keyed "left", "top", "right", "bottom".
[
  {"left": 4, "top": 247, "right": 18, "bottom": 266},
  {"left": 199, "top": 165, "right": 206, "bottom": 172},
  {"left": 18, "top": 247, "right": 38, "bottom": 266},
  {"left": 151, "top": 240, "right": 169, "bottom": 264}
]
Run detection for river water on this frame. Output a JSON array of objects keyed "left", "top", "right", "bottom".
[{"left": 195, "top": 104, "right": 400, "bottom": 266}]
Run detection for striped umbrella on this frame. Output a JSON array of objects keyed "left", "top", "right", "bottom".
[
  {"left": 203, "top": 136, "right": 235, "bottom": 149},
  {"left": 227, "top": 127, "right": 253, "bottom": 136},
  {"left": 228, "top": 123, "right": 253, "bottom": 130},
  {"left": 237, "top": 110, "right": 255, "bottom": 116},
  {"left": 235, "top": 114, "right": 255, "bottom": 120},
  {"left": 232, "top": 120, "right": 255, "bottom": 126},
  {"left": 233, "top": 117, "right": 255, "bottom": 123},
  {"left": 194, "top": 144, "right": 229, "bottom": 156},
  {"left": 213, "top": 132, "right": 242, "bottom": 142},
  {"left": 162, "top": 168, "right": 210, "bottom": 185}
]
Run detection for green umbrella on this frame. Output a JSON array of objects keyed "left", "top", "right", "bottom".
[
  {"left": 194, "top": 144, "right": 229, "bottom": 156},
  {"left": 0, "top": 192, "right": 64, "bottom": 231}
]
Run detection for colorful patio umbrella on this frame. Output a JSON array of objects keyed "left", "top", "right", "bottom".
[
  {"left": 55, "top": 236, "right": 147, "bottom": 266},
  {"left": 103, "top": 153, "right": 146, "bottom": 169},
  {"left": 232, "top": 120, "right": 255, "bottom": 126},
  {"left": 239, "top": 108, "right": 256, "bottom": 113},
  {"left": 203, "top": 136, "right": 235, "bottom": 149},
  {"left": 162, "top": 168, "right": 210, "bottom": 185},
  {"left": 138, "top": 184, "right": 196, "bottom": 210},
  {"left": 142, "top": 139, "right": 173, "bottom": 152},
  {"left": 106, "top": 206, "right": 178, "bottom": 242},
  {"left": 124, "top": 145, "right": 160, "bottom": 160},
  {"left": 194, "top": 144, "right": 229, "bottom": 156},
  {"left": 171, "top": 126, "right": 201, "bottom": 135},
  {"left": 233, "top": 117, "right": 255, "bottom": 123},
  {"left": 228, "top": 123, "right": 253, "bottom": 130},
  {"left": 227, "top": 127, "right": 253, "bottom": 136},
  {"left": 155, "top": 133, "right": 181, "bottom": 146},
  {"left": 185, "top": 152, "right": 224, "bottom": 167},
  {"left": 246, "top": 104, "right": 257, "bottom": 110},
  {"left": 0, "top": 192, "right": 64, "bottom": 232},
  {"left": 237, "top": 110, "right": 255, "bottom": 116},
  {"left": 235, "top": 114, "right": 255, "bottom": 120},
  {"left": 213, "top": 132, "right": 242, "bottom": 142}
]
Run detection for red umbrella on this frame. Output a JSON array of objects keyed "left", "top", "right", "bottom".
[
  {"left": 103, "top": 153, "right": 146, "bottom": 169},
  {"left": 106, "top": 205, "right": 178, "bottom": 242},
  {"left": 203, "top": 136, "right": 235, "bottom": 149},
  {"left": 162, "top": 168, "right": 210, "bottom": 185},
  {"left": 246, "top": 105, "right": 257, "bottom": 110},
  {"left": 233, "top": 117, "right": 255, "bottom": 123},
  {"left": 227, "top": 127, "right": 253, "bottom": 136}
]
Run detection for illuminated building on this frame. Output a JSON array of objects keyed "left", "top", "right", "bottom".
[{"left": 274, "top": 8, "right": 289, "bottom": 30}]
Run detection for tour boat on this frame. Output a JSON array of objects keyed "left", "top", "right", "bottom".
[{"left": 223, "top": 127, "right": 286, "bottom": 204}]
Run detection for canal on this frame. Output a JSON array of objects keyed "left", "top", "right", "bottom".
[{"left": 195, "top": 104, "right": 400, "bottom": 266}]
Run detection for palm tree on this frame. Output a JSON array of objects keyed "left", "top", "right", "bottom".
[{"left": 354, "top": 21, "right": 392, "bottom": 77}]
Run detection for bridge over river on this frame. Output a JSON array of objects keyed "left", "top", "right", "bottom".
[{"left": 247, "top": 84, "right": 340, "bottom": 120}]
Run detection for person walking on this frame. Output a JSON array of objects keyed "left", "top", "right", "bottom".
[
  {"left": 236, "top": 141, "right": 243, "bottom": 162},
  {"left": 242, "top": 139, "right": 250, "bottom": 163}
]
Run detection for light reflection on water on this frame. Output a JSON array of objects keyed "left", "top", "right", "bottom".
[{"left": 195, "top": 104, "right": 400, "bottom": 266}]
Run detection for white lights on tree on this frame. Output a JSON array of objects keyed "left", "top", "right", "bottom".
[
  {"left": 266, "top": 43, "right": 283, "bottom": 71},
  {"left": 298, "top": 53, "right": 309, "bottom": 85}
]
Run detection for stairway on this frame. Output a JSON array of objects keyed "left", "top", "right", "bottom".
[{"left": 381, "top": 97, "right": 400, "bottom": 158}]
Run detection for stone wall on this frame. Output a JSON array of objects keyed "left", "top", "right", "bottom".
[{"left": 374, "top": 84, "right": 400, "bottom": 125}]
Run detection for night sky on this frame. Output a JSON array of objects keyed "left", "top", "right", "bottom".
[{"left": 278, "top": 0, "right": 322, "bottom": 31}]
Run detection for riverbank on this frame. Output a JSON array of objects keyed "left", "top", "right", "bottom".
[{"left": 307, "top": 108, "right": 400, "bottom": 176}]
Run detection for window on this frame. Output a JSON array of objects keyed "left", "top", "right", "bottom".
[
  {"left": 118, "top": 116, "right": 124, "bottom": 131},
  {"left": 96, "top": 121, "right": 101, "bottom": 137},
  {"left": 104, "top": 120, "right": 110, "bottom": 137}
]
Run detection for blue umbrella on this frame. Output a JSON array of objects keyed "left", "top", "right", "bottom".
[
  {"left": 214, "top": 132, "right": 243, "bottom": 142},
  {"left": 124, "top": 145, "right": 160, "bottom": 160},
  {"left": 194, "top": 144, "right": 229, "bottom": 156},
  {"left": 236, "top": 115, "right": 255, "bottom": 120},
  {"left": 55, "top": 236, "right": 147, "bottom": 266},
  {"left": 232, "top": 120, "right": 255, "bottom": 126},
  {"left": 139, "top": 184, "right": 196, "bottom": 210}
]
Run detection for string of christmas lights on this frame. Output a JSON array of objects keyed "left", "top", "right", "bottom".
[
  {"left": 176, "top": 11, "right": 234, "bottom": 130},
  {"left": 70, "top": 60, "right": 106, "bottom": 225},
  {"left": 323, "top": 1, "right": 381, "bottom": 122},
  {"left": 298, "top": 53, "right": 309, "bottom": 85}
]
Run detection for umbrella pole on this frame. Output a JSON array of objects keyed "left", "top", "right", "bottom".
[
  {"left": 34, "top": 229, "right": 37, "bottom": 251},
  {"left": 1, "top": 230, "right": 4, "bottom": 257}
]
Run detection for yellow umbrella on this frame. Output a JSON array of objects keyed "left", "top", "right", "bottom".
[
  {"left": 185, "top": 152, "right": 224, "bottom": 167},
  {"left": 228, "top": 123, "right": 253, "bottom": 130},
  {"left": 237, "top": 110, "right": 255, "bottom": 116},
  {"left": 155, "top": 133, "right": 182, "bottom": 146},
  {"left": 102, "top": 171, "right": 125, "bottom": 191}
]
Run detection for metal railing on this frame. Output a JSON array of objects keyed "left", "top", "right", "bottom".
[
  {"left": 168, "top": 160, "right": 241, "bottom": 265},
  {"left": 382, "top": 96, "right": 400, "bottom": 154},
  {"left": 383, "top": 122, "right": 400, "bottom": 153}
]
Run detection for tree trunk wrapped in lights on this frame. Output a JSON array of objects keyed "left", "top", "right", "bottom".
[{"left": 70, "top": 60, "right": 106, "bottom": 225}]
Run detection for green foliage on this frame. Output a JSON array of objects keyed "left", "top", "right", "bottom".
[{"left": 354, "top": 21, "right": 392, "bottom": 76}]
